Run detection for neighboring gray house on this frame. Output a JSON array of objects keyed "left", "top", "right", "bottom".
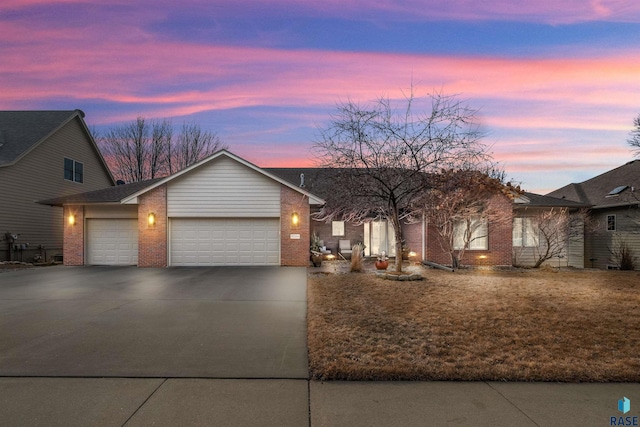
[
  {"left": 0, "top": 110, "right": 114, "bottom": 262},
  {"left": 547, "top": 160, "right": 640, "bottom": 269}
]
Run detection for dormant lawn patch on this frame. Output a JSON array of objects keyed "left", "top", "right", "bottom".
[{"left": 307, "top": 268, "right": 640, "bottom": 381}]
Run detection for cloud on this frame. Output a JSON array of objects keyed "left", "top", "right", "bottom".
[
  {"left": 2, "top": 0, "right": 638, "bottom": 191},
  {"left": 2, "top": 30, "right": 638, "bottom": 125},
  {"left": 3, "top": 0, "right": 640, "bottom": 25}
]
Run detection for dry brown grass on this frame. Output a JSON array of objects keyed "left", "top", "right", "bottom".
[{"left": 307, "top": 267, "right": 640, "bottom": 381}]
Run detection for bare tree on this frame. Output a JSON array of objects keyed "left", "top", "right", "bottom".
[
  {"left": 313, "top": 89, "right": 492, "bottom": 272},
  {"left": 100, "top": 117, "right": 171, "bottom": 182},
  {"left": 419, "top": 169, "right": 510, "bottom": 269},
  {"left": 628, "top": 113, "right": 640, "bottom": 157},
  {"left": 99, "top": 117, "right": 226, "bottom": 182},
  {"left": 169, "top": 121, "right": 225, "bottom": 174}
]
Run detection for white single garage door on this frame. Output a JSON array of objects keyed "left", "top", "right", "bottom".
[
  {"left": 170, "top": 218, "right": 280, "bottom": 266},
  {"left": 87, "top": 219, "right": 138, "bottom": 265}
]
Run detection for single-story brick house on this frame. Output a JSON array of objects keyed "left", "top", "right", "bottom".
[
  {"left": 267, "top": 168, "right": 587, "bottom": 268},
  {"left": 40, "top": 150, "right": 324, "bottom": 267},
  {"left": 42, "top": 150, "right": 589, "bottom": 268}
]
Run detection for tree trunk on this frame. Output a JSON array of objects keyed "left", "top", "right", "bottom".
[
  {"left": 451, "top": 254, "right": 460, "bottom": 270},
  {"left": 395, "top": 238, "right": 403, "bottom": 272},
  {"left": 391, "top": 209, "right": 404, "bottom": 273}
]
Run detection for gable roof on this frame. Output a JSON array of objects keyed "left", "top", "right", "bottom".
[
  {"left": 121, "top": 150, "right": 325, "bottom": 205},
  {"left": 1, "top": 110, "right": 76, "bottom": 162},
  {"left": 0, "top": 109, "right": 115, "bottom": 183},
  {"left": 547, "top": 160, "right": 640, "bottom": 209},
  {"left": 39, "top": 150, "right": 325, "bottom": 206}
]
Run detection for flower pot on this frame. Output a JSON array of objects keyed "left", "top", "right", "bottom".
[
  {"left": 311, "top": 254, "right": 323, "bottom": 267},
  {"left": 375, "top": 260, "right": 388, "bottom": 270}
]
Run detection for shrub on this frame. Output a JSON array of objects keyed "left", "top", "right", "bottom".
[
  {"left": 351, "top": 243, "right": 364, "bottom": 272},
  {"left": 610, "top": 236, "right": 637, "bottom": 270}
]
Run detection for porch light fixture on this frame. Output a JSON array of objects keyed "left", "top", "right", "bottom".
[
  {"left": 68, "top": 214, "right": 76, "bottom": 226},
  {"left": 478, "top": 255, "right": 488, "bottom": 259},
  {"left": 408, "top": 251, "right": 417, "bottom": 258},
  {"left": 148, "top": 212, "right": 156, "bottom": 226},
  {"left": 291, "top": 212, "right": 299, "bottom": 226}
]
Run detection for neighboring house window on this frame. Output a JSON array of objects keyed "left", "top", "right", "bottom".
[
  {"left": 64, "top": 158, "right": 84, "bottom": 183},
  {"left": 332, "top": 221, "right": 345, "bottom": 236},
  {"left": 453, "top": 217, "right": 488, "bottom": 250},
  {"left": 513, "top": 217, "right": 539, "bottom": 247},
  {"left": 607, "top": 215, "right": 616, "bottom": 231}
]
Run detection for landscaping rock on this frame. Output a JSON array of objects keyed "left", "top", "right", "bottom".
[{"left": 375, "top": 272, "right": 423, "bottom": 281}]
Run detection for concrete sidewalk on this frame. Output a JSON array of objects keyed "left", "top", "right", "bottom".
[{"left": 1, "top": 378, "right": 638, "bottom": 426}]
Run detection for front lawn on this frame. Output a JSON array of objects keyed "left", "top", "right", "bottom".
[{"left": 307, "top": 267, "right": 640, "bottom": 381}]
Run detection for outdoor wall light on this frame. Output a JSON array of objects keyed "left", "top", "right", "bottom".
[
  {"left": 408, "top": 251, "right": 417, "bottom": 258},
  {"left": 291, "top": 212, "right": 299, "bottom": 226},
  {"left": 148, "top": 212, "right": 156, "bottom": 226},
  {"left": 478, "top": 255, "right": 488, "bottom": 259},
  {"left": 68, "top": 214, "right": 76, "bottom": 226}
]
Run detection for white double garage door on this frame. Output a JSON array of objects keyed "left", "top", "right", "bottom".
[{"left": 87, "top": 218, "right": 280, "bottom": 266}]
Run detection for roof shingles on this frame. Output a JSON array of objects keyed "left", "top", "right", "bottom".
[
  {"left": 547, "top": 160, "right": 640, "bottom": 209},
  {"left": 38, "top": 179, "right": 162, "bottom": 206},
  {"left": 0, "top": 110, "right": 84, "bottom": 166}
]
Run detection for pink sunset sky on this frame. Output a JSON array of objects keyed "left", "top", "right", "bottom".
[{"left": 2, "top": 0, "right": 640, "bottom": 193}]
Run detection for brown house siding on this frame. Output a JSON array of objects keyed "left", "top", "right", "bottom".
[
  {"left": 0, "top": 117, "right": 112, "bottom": 261},
  {"left": 402, "top": 221, "right": 423, "bottom": 260},
  {"left": 63, "top": 205, "right": 84, "bottom": 266},
  {"left": 280, "top": 185, "right": 311, "bottom": 266},
  {"left": 426, "top": 194, "right": 513, "bottom": 267},
  {"left": 138, "top": 185, "right": 168, "bottom": 267}
]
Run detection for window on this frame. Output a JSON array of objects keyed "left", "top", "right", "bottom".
[
  {"left": 607, "top": 185, "right": 628, "bottom": 196},
  {"left": 64, "top": 158, "right": 84, "bottom": 183},
  {"left": 513, "top": 217, "right": 539, "bottom": 247},
  {"left": 607, "top": 215, "right": 616, "bottom": 231},
  {"left": 332, "top": 221, "right": 345, "bottom": 236},
  {"left": 453, "top": 217, "right": 488, "bottom": 250}
]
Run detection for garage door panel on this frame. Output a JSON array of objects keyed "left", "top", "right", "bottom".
[
  {"left": 87, "top": 219, "right": 138, "bottom": 266},
  {"left": 171, "top": 218, "right": 280, "bottom": 266}
]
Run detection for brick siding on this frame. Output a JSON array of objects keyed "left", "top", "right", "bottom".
[
  {"left": 310, "top": 212, "right": 365, "bottom": 256},
  {"left": 426, "top": 194, "right": 513, "bottom": 267},
  {"left": 63, "top": 205, "right": 84, "bottom": 266},
  {"left": 280, "top": 185, "right": 311, "bottom": 266},
  {"left": 402, "top": 221, "right": 423, "bottom": 260},
  {"left": 138, "top": 185, "right": 167, "bottom": 267}
]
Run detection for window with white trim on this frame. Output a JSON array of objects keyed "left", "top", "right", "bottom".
[
  {"left": 332, "top": 221, "right": 345, "bottom": 236},
  {"left": 453, "top": 217, "right": 488, "bottom": 250},
  {"left": 513, "top": 217, "right": 539, "bottom": 247},
  {"left": 64, "top": 158, "right": 84, "bottom": 183}
]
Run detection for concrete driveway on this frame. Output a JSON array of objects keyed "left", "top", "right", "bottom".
[{"left": 0, "top": 266, "right": 308, "bottom": 378}]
